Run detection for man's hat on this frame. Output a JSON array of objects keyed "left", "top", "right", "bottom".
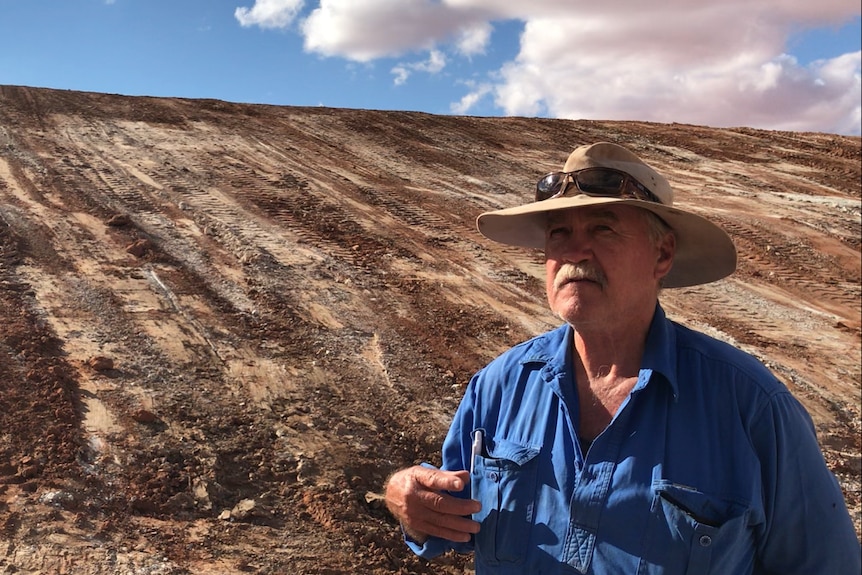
[{"left": 476, "top": 142, "right": 737, "bottom": 288}]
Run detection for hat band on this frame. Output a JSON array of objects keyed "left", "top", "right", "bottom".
[{"left": 535, "top": 168, "right": 662, "bottom": 204}]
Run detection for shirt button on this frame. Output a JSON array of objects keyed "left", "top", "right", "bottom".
[{"left": 699, "top": 535, "right": 712, "bottom": 547}]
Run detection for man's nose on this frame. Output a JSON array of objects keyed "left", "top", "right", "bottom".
[{"left": 558, "top": 230, "right": 593, "bottom": 263}]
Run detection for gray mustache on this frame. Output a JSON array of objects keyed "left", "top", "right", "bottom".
[{"left": 554, "top": 263, "right": 606, "bottom": 288}]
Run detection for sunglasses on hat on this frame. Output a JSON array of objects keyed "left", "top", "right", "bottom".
[{"left": 535, "top": 168, "right": 662, "bottom": 204}]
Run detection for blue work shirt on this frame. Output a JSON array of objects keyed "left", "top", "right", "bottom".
[{"left": 407, "top": 305, "right": 860, "bottom": 574}]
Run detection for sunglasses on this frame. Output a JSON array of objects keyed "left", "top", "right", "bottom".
[{"left": 535, "top": 167, "right": 662, "bottom": 204}]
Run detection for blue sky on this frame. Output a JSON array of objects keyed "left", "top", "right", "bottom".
[{"left": 1, "top": 0, "right": 859, "bottom": 135}]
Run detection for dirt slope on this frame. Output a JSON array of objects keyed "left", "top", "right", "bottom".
[{"left": 0, "top": 85, "right": 858, "bottom": 574}]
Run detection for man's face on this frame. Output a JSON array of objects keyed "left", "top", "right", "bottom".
[{"left": 544, "top": 204, "right": 674, "bottom": 329}]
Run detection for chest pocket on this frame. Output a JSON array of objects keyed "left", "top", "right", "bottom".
[
  {"left": 471, "top": 436, "right": 541, "bottom": 565},
  {"left": 640, "top": 481, "right": 753, "bottom": 575}
]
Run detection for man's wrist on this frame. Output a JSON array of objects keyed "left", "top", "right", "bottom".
[{"left": 401, "top": 523, "right": 428, "bottom": 545}]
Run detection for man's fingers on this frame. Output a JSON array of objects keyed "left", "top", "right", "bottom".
[
  {"left": 415, "top": 484, "right": 480, "bottom": 516},
  {"left": 414, "top": 466, "right": 469, "bottom": 493},
  {"left": 411, "top": 514, "right": 480, "bottom": 543},
  {"left": 384, "top": 466, "right": 482, "bottom": 544}
]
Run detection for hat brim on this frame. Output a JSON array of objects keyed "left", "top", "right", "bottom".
[{"left": 476, "top": 195, "right": 736, "bottom": 288}]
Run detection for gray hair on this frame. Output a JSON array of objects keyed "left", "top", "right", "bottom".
[{"left": 642, "top": 210, "right": 675, "bottom": 290}]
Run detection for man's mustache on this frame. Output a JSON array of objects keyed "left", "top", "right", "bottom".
[{"left": 554, "top": 262, "right": 607, "bottom": 289}]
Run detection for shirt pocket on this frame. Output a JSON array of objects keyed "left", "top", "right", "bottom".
[
  {"left": 470, "top": 434, "right": 540, "bottom": 565},
  {"left": 640, "top": 481, "right": 753, "bottom": 575}
]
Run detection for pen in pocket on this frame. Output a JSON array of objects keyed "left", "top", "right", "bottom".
[{"left": 470, "top": 429, "right": 483, "bottom": 475}]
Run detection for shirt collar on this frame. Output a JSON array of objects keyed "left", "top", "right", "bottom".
[
  {"left": 521, "top": 303, "right": 679, "bottom": 398},
  {"left": 640, "top": 303, "right": 679, "bottom": 399}
]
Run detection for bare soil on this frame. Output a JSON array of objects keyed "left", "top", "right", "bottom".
[{"left": 0, "top": 85, "right": 858, "bottom": 574}]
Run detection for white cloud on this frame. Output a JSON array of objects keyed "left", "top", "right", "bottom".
[
  {"left": 494, "top": 13, "right": 861, "bottom": 135},
  {"left": 391, "top": 66, "right": 410, "bottom": 86},
  {"left": 299, "top": 0, "right": 494, "bottom": 61},
  {"left": 392, "top": 50, "right": 447, "bottom": 85},
  {"left": 235, "top": 0, "right": 305, "bottom": 29},
  {"left": 451, "top": 82, "right": 493, "bottom": 114},
  {"left": 455, "top": 22, "right": 493, "bottom": 57},
  {"left": 236, "top": 0, "right": 862, "bottom": 134}
]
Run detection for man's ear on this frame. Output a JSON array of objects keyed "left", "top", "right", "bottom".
[{"left": 655, "top": 232, "right": 676, "bottom": 280}]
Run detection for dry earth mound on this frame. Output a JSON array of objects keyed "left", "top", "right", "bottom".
[{"left": 0, "top": 85, "right": 859, "bottom": 574}]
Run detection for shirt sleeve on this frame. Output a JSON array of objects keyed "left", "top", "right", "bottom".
[
  {"left": 752, "top": 390, "right": 861, "bottom": 573},
  {"left": 404, "top": 528, "right": 472, "bottom": 559},
  {"left": 404, "top": 378, "right": 481, "bottom": 560}
]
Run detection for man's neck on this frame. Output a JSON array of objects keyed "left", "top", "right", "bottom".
[
  {"left": 571, "top": 304, "right": 654, "bottom": 380},
  {"left": 570, "top": 305, "right": 655, "bottom": 441}
]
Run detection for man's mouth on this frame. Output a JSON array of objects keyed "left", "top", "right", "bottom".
[{"left": 555, "top": 263, "right": 606, "bottom": 290}]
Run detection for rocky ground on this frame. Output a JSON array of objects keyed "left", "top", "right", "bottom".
[{"left": 0, "top": 85, "right": 858, "bottom": 574}]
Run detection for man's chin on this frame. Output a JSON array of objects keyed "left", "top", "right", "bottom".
[{"left": 553, "top": 300, "right": 595, "bottom": 323}]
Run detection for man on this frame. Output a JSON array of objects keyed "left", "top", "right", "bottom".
[{"left": 384, "top": 142, "right": 860, "bottom": 574}]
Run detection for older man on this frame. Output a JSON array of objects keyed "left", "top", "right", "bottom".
[{"left": 384, "top": 142, "right": 860, "bottom": 574}]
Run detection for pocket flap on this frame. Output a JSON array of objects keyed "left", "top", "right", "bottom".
[
  {"left": 654, "top": 480, "right": 748, "bottom": 527},
  {"left": 486, "top": 438, "right": 540, "bottom": 466}
]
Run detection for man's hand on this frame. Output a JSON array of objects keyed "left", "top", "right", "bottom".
[{"left": 384, "top": 466, "right": 481, "bottom": 544}]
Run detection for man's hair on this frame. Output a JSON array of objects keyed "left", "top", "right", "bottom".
[
  {"left": 642, "top": 210, "right": 674, "bottom": 290},
  {"left": 643, "top": 210, "right": 673, "bottom": 244}
]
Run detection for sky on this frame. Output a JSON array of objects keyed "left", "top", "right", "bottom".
[{"left": 1, "top": 0, "right": 860, "bottom": 136}]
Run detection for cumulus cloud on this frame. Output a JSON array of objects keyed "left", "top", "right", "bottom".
[
  {"left": 298, "top": 0, "right": 495, "bottom": 62},
  {"left": 392, "top": 50, "right": 447, "bottom": 86},
  {"left": 451, "top": 82, "right": 493, "bottom": 114},
  {"left": 494, "top": 14, "right": 861, "bottom": 135},
  {"left": 235, "top": 0, "right": 305, "bottom": 29},
  {"left": 234, "top": 0, "right": 861, "bottom": 134},
  {"left": 455, "top": 22, "right": 493, "bottom": 57}
]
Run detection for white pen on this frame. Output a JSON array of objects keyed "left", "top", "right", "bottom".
[{"left": 470, "top": 429, "right": 483, "bottom": 475}]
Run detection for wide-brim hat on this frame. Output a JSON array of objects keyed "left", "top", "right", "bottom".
[{"left": 476, "top": 142, "right": 736, "bottom": 288}]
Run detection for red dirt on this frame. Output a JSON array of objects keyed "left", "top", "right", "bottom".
[{"left": 0, "top": 85, "right": 858, "bottom": 574}]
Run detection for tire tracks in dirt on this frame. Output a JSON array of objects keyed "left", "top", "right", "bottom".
[{"left": 0, "top": 86, "right": 858, "bottom": 573}]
